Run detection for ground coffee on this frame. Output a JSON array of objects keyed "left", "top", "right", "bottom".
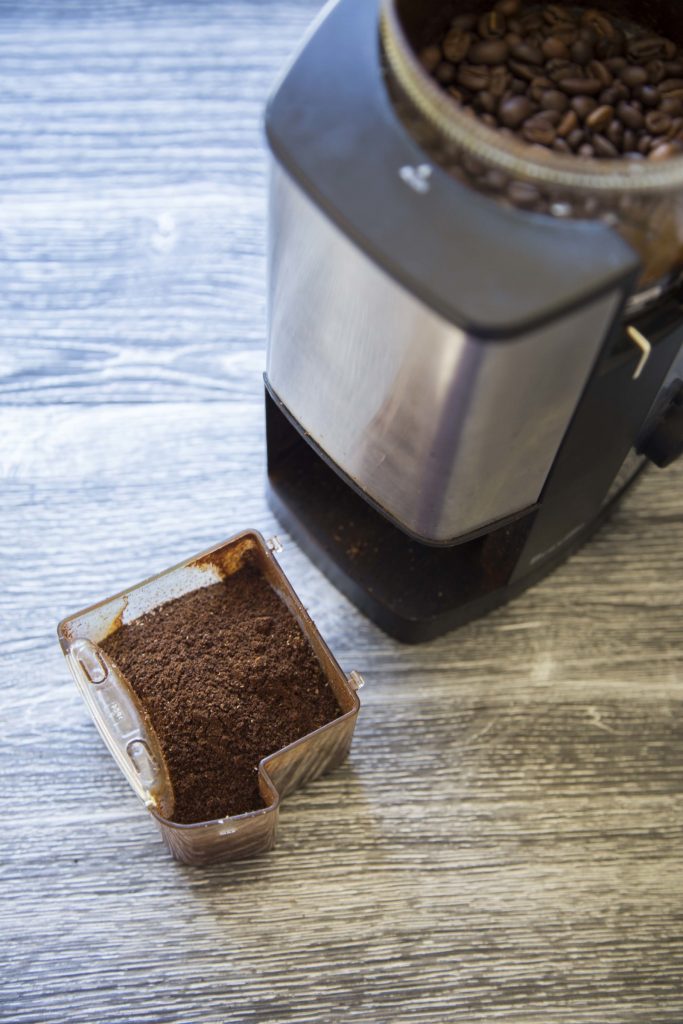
[
  {"left": 421, "top": 2, "right": 683, "bottom": 160},
  {"left": 101, "top": 555, "right": 341, "bottom": 824}
]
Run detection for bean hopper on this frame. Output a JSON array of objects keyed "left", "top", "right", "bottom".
[{"left": 264, "top": 0, "right": 683, "bottom": 642}]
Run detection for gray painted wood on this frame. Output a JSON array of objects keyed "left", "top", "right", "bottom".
[{"left": 1, "top": 1, "right": 682, "bottom": 1022}]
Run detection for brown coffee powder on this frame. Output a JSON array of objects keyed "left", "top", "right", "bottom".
[{"left": 100, "top": 555, "right": 341, "bottom": 824}]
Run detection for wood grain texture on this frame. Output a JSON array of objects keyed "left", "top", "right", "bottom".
[{"left": 0, "top": 1, "right": 682, "bottom": 1022}]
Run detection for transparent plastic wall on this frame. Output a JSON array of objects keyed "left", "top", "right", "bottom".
[{"left": 58, "top": 532, "right": 362, "bottom": 866}]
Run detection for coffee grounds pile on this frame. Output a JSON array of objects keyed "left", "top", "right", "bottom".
[
  {"left": 421, "top": 2, "right": 683, "bottom": 160},
  {"left": 101, "top": 555, "right": 341, "bottom": 823}
]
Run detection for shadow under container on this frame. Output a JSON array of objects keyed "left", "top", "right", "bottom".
[{"left": 58, "top": 531, "right": 362, "bottom": 866}]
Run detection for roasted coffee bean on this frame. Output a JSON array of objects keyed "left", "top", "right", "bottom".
[
  {"left": 435, "top": 61, "right": 458, "bottom": 85},
  {"left": 511, "top": 41, "right": 543, "bottom": 65},
  {"left": 660, "top": 96, "right": 683, "bottom": 116},
  {"left": 478, "top": 10, "right": 506, "bottom": 38},
  {"left": 494, "top": 0, "right": 521, "bottom": 16},
  {"left": 589, "top": 60, "right": 612, "bottom": 87},
  {"left": 646, "top": 59, "right": 667, "bottom": 85},
  {"left": 571, "top": 40, "right": 594, "bottom": 65},
  {"left": 443, "top": 30, "right": 472, "bottom": 63},
  {"left": 509, "top": 59, "right": 540, "bottom": 82},
  {"left": 457, "top": 64, "right": 490, "bottom": 90},
  {"left": 649, "top": 140, "right": 679, "bottom": 159},
  {"left": 660, "top": 78, "right": 683, "bottom": 96},
  {"left": 606, "top": 118, "right": 624, "bottom": 148},
  {"left": 542, "top": 36, "right": 570, "bottom": 60},
  {"left": 522, "top": 116, "right": 556, "bottom": 145},
  {"left": 499, "top": 94, "right": 533, "bottom": 127},
  {"left": 586, "top": 104, "right": 614, "bottom": 131},
  {"left": 552, "top": 137, "right": 571, "bottom": 153},
  {"left": 646, "top": 110, "right": 672, "bottom": 135},
  {"left": 419, "top": 46, "right": 442, "bottom": 73},
  {"left": 450, "top": 13, "right": 477, "bottom": 32},
  {"left": 571, "top": 95, "right": 598, "bottom": 120},
  {"left": 567, "top": 127, "right": 585, "bottom": 149},
  {"left": 425, "top": 0, "right": 683, "bottom": 162},
  {"left": 541, "top": 89, "right": 569, "bottom": 112},
  {"left": 617, "top": 101, "right": 644, "bottom": 130},
  {"left": 599, "top": 86, "right": 621, "bottom": 106},
  {"left": 622, "top": 128, "right": 636, "bottom": 151},
  {"left": 559, "top": 78, "right": 603, "bottom": 96},
  {"left": 557, "top": 108, "right": 579, "bottom": 136},
  {"left": 469, "top": 39, "right": 508, "bottom": 64},
  {"left": 489, "top": 66, "right": 510, "bottom": 96},
  {"left": 639, "top": 84, "right": 660, "bottom": 107},
  {"left": 581, "top": 9, "right": 614, "bottom": 39},
  {"left": 620, "top": 65, "right": 649, "bottom": 88},
  {"left": 592, "top": 133, "right": 619, "bottom": 157}
]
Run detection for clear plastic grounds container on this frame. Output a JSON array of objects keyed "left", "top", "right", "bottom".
[
  {"left": 382, "top": 0, "right": 683, "bottom": 303},
  {"left": 58, "top": 531, "right": 362, "bottom": 866}
]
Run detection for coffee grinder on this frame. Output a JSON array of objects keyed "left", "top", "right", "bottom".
[{"left": 264, "top": 0, "right": 683, "bottom": 641}]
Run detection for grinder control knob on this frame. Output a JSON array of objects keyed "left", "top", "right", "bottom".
[{"left": 637, "top": 380, "right": 683, "bottom": 468}]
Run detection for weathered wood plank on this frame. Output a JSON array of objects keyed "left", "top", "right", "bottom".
[{"left": 1, "top": 0, "right": 682, "bottom": 1022}]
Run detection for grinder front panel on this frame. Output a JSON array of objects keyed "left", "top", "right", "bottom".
[{"left": 268, "top": 162, "right": 622, "bottom": 544}]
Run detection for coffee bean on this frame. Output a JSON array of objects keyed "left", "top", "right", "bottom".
[
  {"left": 511, "top": 41, "right": 544, "bottom": 65},
  {"left": 622, "top": 128, "right": 636, "bottom": 151},
  {"left": 617, "top": 101, "right": 644, "bottom": 130},
  {"left": 457, "top": 64, "right": 490, "bottom": 91},
  {"left": 519, "top": 11, "right": 543, "bottom": 32},
  {"left": 660, "top": 96, "right": 683, "bottom": 116},
  {"left": 592, "top": 133, "right": 619, "bottom": 157},
  {"left": 571, "top": 95, "right": 598, "bottom": 120},
  {"left": 541, "top": 89, "right": 569, "bottom": 112},
  {"left": 557, "top": 109, "right": 579, "bottom": 136},
  {"left": 650, "top": 140, "right": 680, "bottom": 159},
  {"left": 581, "top": 9, "right": 614, "bottom": 39},
  {"left": 505, "top": 32, "right": 522, "bottom": 47},
  {"left": 443, "top": 30, "right": 472, "bottom": 64},
  {"left": 567, "top": 127, "right": 585, "bottom": 149},
  {"left": 571, "top": 40, "right": 594, "bottom": 65},
  {"left": 589, "top": 60, "right": 612, "bottom": 87},
  {"left": 646, "top": 109, "right": 673, "bottom": 134},
  {"left": 586, "top": 104, "right": 614, "bottom": 131},
  {"left": 479, "top": 10, "right": 506, "bottom": 38},
  {"left": 605, "top": 57, "right": 627, "bottom": 73},
  {"left": 599, "top": 86, "right": 621, "bottom": 106},
  {"left": 620, "top": 66, "right": 649, "bottom": 88},
  {"left": 552, "top": 137, "right": 571, "bottom": 153},
  {"left": 637, "top": 134, "right": 653, "bottom": 154},
  {"left": 544, "top": 4, "right": 574, "bottom": 27},
  {"left": 628, "top": 36, "right": 666, "bottom": 62},
  {"left": 494, "top": 0, "right": 521, "bottom": 15},
  {"left": 480, "top": 112, "right": 498, "bottom": 126},
  {"left": 469, "top": 39, "right": 508, "bottom": 64},
  {"left": 667, "top": 117, "right": 683, "bottom": 140},
  {"left": 606, "top": 118, "right": 624, "bottom": 148},
  {"left": 419, "top": 46, "right": 442, "bottom": 73},
  {"left": 435, "top": 61, "right": 457, "bottom": 85},
  {"left": 560, "top": 78, "right": 603, "bottom": 96},
  {"left": 510, "top": 77, "right": 528, "bottom": 94},
  {"left": 522, "top": 116, "right": 556, "bottom": 145},
  {"left": 543, "top": 36, "right": 570, "bottom": 60},
  {"left": 489, "top": 66, "right": 510, "bottom": 97},
  {"left": 447, "top": 86, "right": 465, "bottom": 103},
  {"left": 646, "top": 59, "right": 667, "bottom": 85},
  {"left": 450, "top": 14, "right": 477, "bottom": 32},
  {"left": 665, "top": 60, "right": 683, "bottom": 77},
  {"left": 578, "top": 143, "right": 595, "bottom": 157},
  {"left": 660, "top": 78, "right": 683, "bottom": 95},
  {"left": 475, "top": 90, "right": 498, "bottom": 114},
  {"left": 509, "top": 60, "right": 539, "bottom": 82},
  {"left": 499, "top": 94, "right": 533, "bottom": 127},
  {"left": 639, "top": 85, "right": 660, "bottom": 107}
]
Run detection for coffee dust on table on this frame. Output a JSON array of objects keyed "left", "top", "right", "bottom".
[{"left": 101, "top": 555, "right": 341, "bottom": 824}]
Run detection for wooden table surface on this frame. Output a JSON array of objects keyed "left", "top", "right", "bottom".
[{"left": 1, "top": 2, "right": 682, "bottom": 1021}]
